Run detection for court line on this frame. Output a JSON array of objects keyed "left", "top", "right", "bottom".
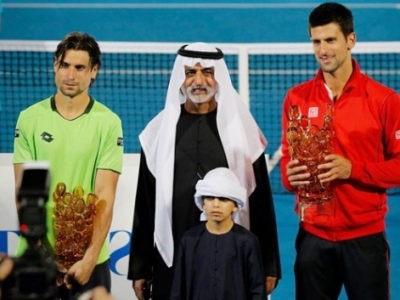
[{"left": 3, "top": 3, "right": 400, "bottom": 9}]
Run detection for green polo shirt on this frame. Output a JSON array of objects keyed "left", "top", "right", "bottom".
[{"left": 13, "top": 96, "right": 124, "bottom": 264}]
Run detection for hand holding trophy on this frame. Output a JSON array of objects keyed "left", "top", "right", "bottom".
[{"left": 52, "top": 183, "right": 97, "bottom": 271}]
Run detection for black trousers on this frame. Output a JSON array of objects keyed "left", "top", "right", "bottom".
[
  {"left": 295, "top": 228, "right": 390, "bottom": 300},
  {"left": 58, "top": 259, "right": 111, "bottom": 300},
  {"left": 151, "top": 249, "right": 174, "bottom": 300}
]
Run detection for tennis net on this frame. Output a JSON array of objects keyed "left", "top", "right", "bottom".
[{"left": 1, "top": 40, "right": 399, "bottom": 194}]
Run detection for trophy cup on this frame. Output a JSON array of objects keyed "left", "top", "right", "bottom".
[
  {"left": 287, "top": 104, "right": 335, "bottom": 206},
  {"left": 52, "top": 182, "right": 97, "bottom": 269}
]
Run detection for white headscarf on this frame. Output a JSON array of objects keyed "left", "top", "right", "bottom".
[
  {"left": 194, "top": 167, "right": 247, "bottom": 213},
  {"left": 139, "top": 42, "right": 267, "bottom": 267}
]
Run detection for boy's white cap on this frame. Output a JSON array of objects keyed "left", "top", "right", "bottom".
[{"left": 194, "top": 167, "right": 247, "bottom": 210}]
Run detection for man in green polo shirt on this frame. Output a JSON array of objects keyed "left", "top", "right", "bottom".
[{"left": 13, "top": 31, "right": 123, "bottom": 299}]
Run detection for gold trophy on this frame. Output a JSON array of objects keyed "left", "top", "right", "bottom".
[
  {"left": 52, "top": 182, "right": 97, "bottom": 269},
  {"left": 287, "top": 104, "right": 335, "bottom": 206}
]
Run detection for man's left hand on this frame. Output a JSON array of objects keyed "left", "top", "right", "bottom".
[
  {"left": 318, "top": 154, "right": 352, "bottom": 182},
  {"left": 266, "top": 276, "right": 277, "bottom": 295},
  {"left": 65, "top": 259, "right": 95, "bottom": 289}
]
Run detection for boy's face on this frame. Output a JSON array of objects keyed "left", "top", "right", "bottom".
[{"left": 202, "top": 196, "right": 238, "bottom": 223}]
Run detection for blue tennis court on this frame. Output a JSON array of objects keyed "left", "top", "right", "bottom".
[
  {"left": 1, "top": 1, "right": 400, "bottom": 42},
  {"left": 1, "top": 1, "right": 400, "bottom": 299}
]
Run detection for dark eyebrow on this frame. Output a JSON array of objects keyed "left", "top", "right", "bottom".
[
  {"left": 311, "top": 36, "right": 336, "bottom": 42},
  {"left": 60, "top": 61, "right": 87, "bottom": 69}
]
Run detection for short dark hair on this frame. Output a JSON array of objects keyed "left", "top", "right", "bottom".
[
  {"left": 54, "top": 32, "right": 101, "bottom": 70},
  {"left": 309, "top": 2, "right": 354, "bottom": 37}
]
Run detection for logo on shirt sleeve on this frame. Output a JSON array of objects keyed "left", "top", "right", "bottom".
[
  {"left": 15, "top": 129, "right": 20, "bottom": 138},
  {"left": 117, "top": 137, "right": 124, "bottom": 146},
  {"left": 396, "top": 130, "right": 400, "bottom": 140}
]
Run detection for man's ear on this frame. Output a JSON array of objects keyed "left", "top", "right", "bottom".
[
  {"left": 90, "top": 64, "right": 99, "bottom": 80},
  {"left": 347, "top": 32, "right": 356, "bottom": 50},
  {"left": 53, "top": 60, "right": 58, "bottom": 73}
]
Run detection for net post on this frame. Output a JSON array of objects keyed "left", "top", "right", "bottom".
[{"left": 237, "top": 44, "right": 250, "bottom": 108}]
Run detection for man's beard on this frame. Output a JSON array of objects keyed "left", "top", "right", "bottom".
[{"left": 183, "top": 85, "right": 217, "bottom": 104}]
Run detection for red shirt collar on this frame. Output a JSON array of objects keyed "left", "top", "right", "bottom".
[{"left": 315, "top": 58, "right": 361, "bottom": 92}]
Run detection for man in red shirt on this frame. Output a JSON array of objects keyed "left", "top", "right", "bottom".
[{"left": 281, "top": 2, "right": 400, "bottom": 300}]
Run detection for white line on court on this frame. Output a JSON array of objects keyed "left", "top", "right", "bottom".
[{"left": 3, "top": 3, "right": 400, "bottom": 9}]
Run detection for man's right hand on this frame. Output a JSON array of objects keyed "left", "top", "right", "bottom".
[
  {"left": 133, "top": 279, "right": 150, "bottom": 300},
  {"left": 0, "top": 255, "right": 14, "bottom": 300},
  {"left": 286, "top": 159, "right": 310, "bottom": 188}
]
